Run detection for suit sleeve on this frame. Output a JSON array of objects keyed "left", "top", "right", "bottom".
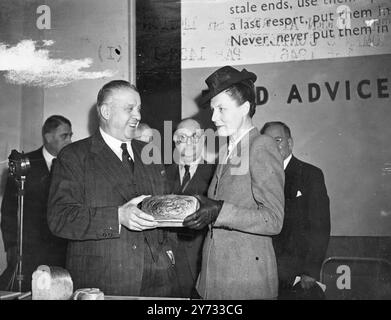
[
  {"left": 47, "top": 148, "right": 120, "bottom": 241},
  {"left": 0, "top": 176, "right": 18, "bottom": 251},
  {"left": 302, "top": 169, "right": 331, "bottom": 280},
  {"left": 214, "top": 137, "right": 285, "bottom": 235}
]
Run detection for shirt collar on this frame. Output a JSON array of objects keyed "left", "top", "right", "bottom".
[
  {"left": 179, "top": 156, "right": 203, "bottom": 168},
  {"left": 228, "top": 126, "right": 255, "bottom": 156},
  {"left": 99, "top": 127, "right": 134, "bottom": 161},
  {"left": 284, "top": 153, "right": 293, "bottom": 170},
  {"left": 179, "top": 157, "right": 202, "bottom": 182},
  {"left": 42, "top": 146, "right": 56, "bottom": 170}
]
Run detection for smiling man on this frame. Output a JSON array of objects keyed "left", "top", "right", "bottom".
[
  {"left": 166, "top": 118, "right": 216, "bottom": 298},
  {"left": 47, "top": 80, "right": 179, "bottom": 297}
]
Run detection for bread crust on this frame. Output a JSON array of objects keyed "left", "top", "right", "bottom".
[{"left": 141, "top": 195, "right": 199, "bottom": 220}]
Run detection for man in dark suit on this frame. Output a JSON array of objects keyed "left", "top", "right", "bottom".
[
  {"left": 47, "top": 80, "right": 179, "bottom": 297},
  {"left": 261, "top": 121, "right": 331, "bottom": 299},
  {"left": 166, "top": 118, "right": 216, "bottom": 298},
  {"left": 0, "top": 115, "right": 73, "bottom": 291}
]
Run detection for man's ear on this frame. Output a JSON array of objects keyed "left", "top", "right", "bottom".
[
  {"left": 43, "top": 132, "right": 53, "bottom": 144},
  {"left": 100, "top": 103, "right": 111, "bottom": 120},
  {"left": 288, "top": 137, "right": 294, "bottom": 152}
]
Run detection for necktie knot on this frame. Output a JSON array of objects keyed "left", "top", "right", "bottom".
[
  {"left": 120, "top": 142, "right": 128, "bottom": 153},
  {"left": 121, "top": 143, "right": 131, "bottom": 158},
  {"left": 50, "top": 158, "right": 57, "bottom": 174}
]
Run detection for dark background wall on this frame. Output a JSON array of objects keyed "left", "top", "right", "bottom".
[{"left": 136, "top": 0, "right": 181, "bottom": 140}]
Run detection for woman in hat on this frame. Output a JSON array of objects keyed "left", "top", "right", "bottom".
[{"left": 183, "top": 65, "right": 285, "bottom": 299}]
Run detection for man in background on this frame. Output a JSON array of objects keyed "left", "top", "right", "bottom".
[
  {"left": 261, "top": 121, "right": 330, "bottom": 299},
  {"left": 166, "top": 118, "right": 216, "bottom": 298},
  {"left": 0, "top": 115, "right": 72, "bottom": 291},
  {"left": 47, "top": 80, "right": 180, "bottom": 297}
]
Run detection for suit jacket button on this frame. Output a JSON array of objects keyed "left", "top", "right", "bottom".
[{"left": 132, "top": 244, "right": 137, "bottom": 250}]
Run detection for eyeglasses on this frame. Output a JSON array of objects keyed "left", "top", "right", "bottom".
[{"left": 174, "top": 133, "right": 203, "bottom": 145}]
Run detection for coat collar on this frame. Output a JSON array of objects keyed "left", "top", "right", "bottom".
[
  {"left": 285, "top": 155, "right": 301, "bottom": 175},
  {"left": 169, "top": 161, "right": 210, "bottom": 194},
  {"left": 27, "top": 147, "right": 49, "bottom": 175},
  {"left": 217, "top": 127, "right": 259, "bottom": 179}
]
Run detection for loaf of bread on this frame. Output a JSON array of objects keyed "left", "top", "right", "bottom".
[
  {"left": 31, "top": 265, "right": 73, "bottom": 300},
  {"left": 141, "top": 195, "right": 199, "bottom": 220}
]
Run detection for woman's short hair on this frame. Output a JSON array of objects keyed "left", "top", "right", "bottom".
[{"left": 224, "top": 80, "right": 256, "bottom": 118}]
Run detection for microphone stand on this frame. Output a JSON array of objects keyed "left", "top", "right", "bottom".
[
  {"left": 16, "top": 175, "right": 26, "bottom": 292},
  {"left": 7, "top": 175, "right": 26, "bottom": 292},
  {"left": 3, "top": 150, "right": 30, "bottom": 293}
]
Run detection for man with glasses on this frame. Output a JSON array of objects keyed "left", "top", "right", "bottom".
[{"left": 166, "top": 118, "right": 216, "bottom": 298}]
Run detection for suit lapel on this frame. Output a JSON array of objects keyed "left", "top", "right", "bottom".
[
  {"left": 187, "top": 164, "right": 203, "bottom": 190},
  {"left": 30, "top": 148, "right": 50, "bottom": 188},
  {"left": 34, "top": 148, "right": 50, "bottom": 177},
  {"left": 91, "top": 131, "right": 135, "bottom": 201},
  {"left": 175, "top": 163, "right": 199, "bottom": 194},
  {"left": 165, "top": 163, "right": 181, "bottom": 194},
  {"left": 172, "top": 165, "right": 181, "bottom": 194},
  {"left": 182, "top": 163, "right": 203, "bottom": 194},
  {"left": 219, "top": 127, "right": 257, "bottom": 181},
  {"left": 284, "top": 155, "right": 302, "bottom": 200},
  {"left": 132, "top": 140, "right": 151, "bottom": 193},
  {"left": 215, "top": 140, "right": 229, "bottom": 182},
  {"left": 132, "top": 139, "right": 167, "bottom": 195}
]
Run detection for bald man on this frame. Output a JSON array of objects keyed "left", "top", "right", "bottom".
[
  {"left": 166, "top": 118, "right": 216, "bottom": 298},
  {"left": 261, "top": 121, "right": 330, "bottom": 300},
  {"left": 48, "top": 80, "right": 179, "bottom": 297}
]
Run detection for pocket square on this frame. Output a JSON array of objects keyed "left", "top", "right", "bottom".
[
  {"left": 296, "top": 190, "right": 302, "bottom": 197},
  {"left": 166, "top": 250, "right": 175, "bottom": 265}
]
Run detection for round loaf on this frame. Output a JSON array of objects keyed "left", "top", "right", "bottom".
[{"left": 141, "top": 195, "right": 199, "bottom": 220}]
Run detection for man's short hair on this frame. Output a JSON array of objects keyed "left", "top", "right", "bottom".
[
  {"left": 42, "top": 115, "right": 71, "bottom": 135},
  {"left": 97, "top": 80, "right": 138, "bottom": 107},
  {"left": 224, "top": 80, "right": 256, "bottom": 118},
  {"left": 260, "top": 121, "right": 292, "bottom": 138}
]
